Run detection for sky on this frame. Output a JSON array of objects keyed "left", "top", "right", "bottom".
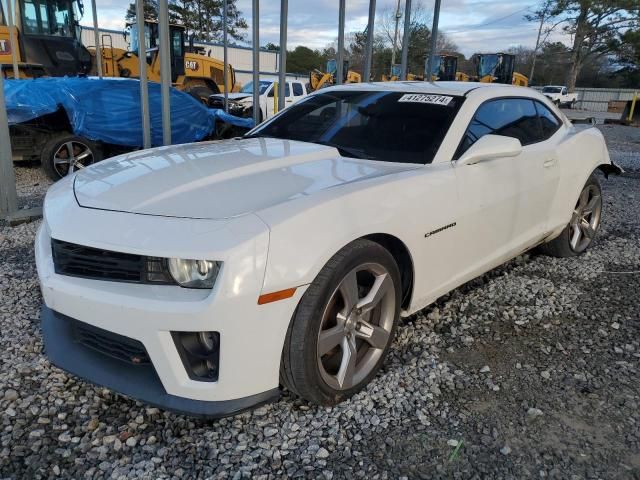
[{"left": 85, "top": 0, "right": 556, "bottom": 57}]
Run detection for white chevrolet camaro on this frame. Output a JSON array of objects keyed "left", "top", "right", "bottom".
[{"left": 36, "top": 82, "right": 621, "bottom": 416}]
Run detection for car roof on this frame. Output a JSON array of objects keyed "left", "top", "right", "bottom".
[{"left": 321, "top": 81, "right": 524, "bottom": 97}]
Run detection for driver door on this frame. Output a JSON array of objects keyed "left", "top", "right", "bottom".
[{"left": 452, "top": 98, "right": 552, "bottom": 280}]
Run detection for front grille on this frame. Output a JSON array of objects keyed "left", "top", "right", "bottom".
[
  {"left": 71, "top": 319, "right": 150, "bottom": 365},
  {"left": 51, "top": 239, "right": 173, "bottom": 284},
  {"left": 208, "top": 97, "right": 224, "bottom": 109}
]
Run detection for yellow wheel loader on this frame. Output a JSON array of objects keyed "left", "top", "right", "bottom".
[
  {"left": 473, "top": 53, "right": 528, "bottom": 87},
  {"left": 309, "top": 59, "right": 361, "bottom": 91},
  {"left": 1, "top": 0, "right": 92, "bottom": 78},
  {"left": 88, "top": 21, "right": 238, "bottom": 103},
  {"left": 382, "top": 56, "right": 464, "bottom": 82},
  {"left": 381, "top": 64, "right": 424, "bottom": 82}
]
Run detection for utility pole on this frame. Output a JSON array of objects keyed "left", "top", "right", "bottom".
[
  {"left": 336, "top": 0, "right": 346, "bottom": 85},
  {"left": 363, "top": 0, "right": 376, "bottom": 82},
  {"left": 390, "top": 0, "right": 402, "bottom": 74},
  {"left": 425, "top": 0, "right": 441, "bottom": 81},
  {"left": 400, "top": 0, "right": 412, "bottom": 81},
  {"left": 252, "top": 0, "right": 260, "bottom": 125},
  {"left": 223, "top": 0, "right": 229, "bottom": 112},
  {"left": 529, "top": 0, "right": 553, "bottom": 85}
]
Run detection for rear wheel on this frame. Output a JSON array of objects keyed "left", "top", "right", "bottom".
[
  {"left": 41, "top": 134, "right": 103, "bottom": 181},
  {"left": 539, "top": 174, "right": 602, "bottom": 257},
  {"left": 280, "top": 239, "right": 401, "bottom": 406}
]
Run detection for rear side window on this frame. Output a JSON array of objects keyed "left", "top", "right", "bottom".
[
  {"left": 456, "top": 98, "right": 543, "bottom": 158},
  {"left": 535, "top": 101, "right": 562, "bottom": 140},
  {"left": 292, "top": 82, "right": 304, "bottom": 96}
]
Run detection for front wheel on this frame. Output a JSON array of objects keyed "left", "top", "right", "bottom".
[
  {"left": 41, "top": 134, "right": 103, "bottom": 181},
  {"left": 280, "top": 239, "right": 402, "bottom": 406},
  {"left": 539, "top": 174, "right": 602, "bottom": 257}
]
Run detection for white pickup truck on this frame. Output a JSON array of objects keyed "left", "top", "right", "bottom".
[
  {"left": 542, "top": 86, "right": 578, "bottom": 108},
  {"left": 208, "top": 79, "right": 309, "bottom": 122}
]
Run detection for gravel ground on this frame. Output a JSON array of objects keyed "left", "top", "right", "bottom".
[{"left": 1, "top": 126, "right": 639, "bottom": 479}]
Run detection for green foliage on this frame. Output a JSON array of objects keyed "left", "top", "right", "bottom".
[
  {"left": 535, "top": 0, "right": 640, "bottom": 88},
  {"left": 125, "top": 0, "right": 247, "bottom": 43},
  {"left": 287, "top": 46, "right": 326, "bottom": 74}
]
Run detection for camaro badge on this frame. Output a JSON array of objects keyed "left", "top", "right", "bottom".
[{"left": 425, "top": 222, "right": 457, "bottom": 238}]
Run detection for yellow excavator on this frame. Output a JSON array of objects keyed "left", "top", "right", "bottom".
[
  {"left": 473, "top": 53, "right": 528, "bottom": 86},
  {"left": 309, "top": 59, "right": 361, "bottom": 91},
  {"left": 1, "top": 0, "right": 92, "bottom": 78},
  {"left": 87, "top": 20, "right": 238, "bottom": 102}
]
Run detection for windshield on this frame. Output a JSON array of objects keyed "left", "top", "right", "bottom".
[
  {"left": 240, "top": 80, "right": 271, "bottom": 95},
  {"left": 249, "top": 90, "right": 463, "bottom": 165},
  {"left": 542, "top": 86, "right": 562, "bottom": 93},
  {"left": 478, "top": 54, "right": 499, "bottom": 77},
  {"left": 431, "top": 56, "right": 442, "bottom": 75},
  {"left": 21, "top": 0, "right": 75, "bottom": 37}
]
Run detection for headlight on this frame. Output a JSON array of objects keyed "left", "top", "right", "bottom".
[{"left": 167, "top": 259, "right": 221, "bottom": 289}]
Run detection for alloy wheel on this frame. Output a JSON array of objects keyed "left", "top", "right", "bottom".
[
  {"left": 569, "top": 184, "right": 602, "bottom": 253},
  {"left": 316, "top": 263, "right": 396, "bottom": 391},
  {"left": 53, "top": 141, "right": 95, "bottom": 177}
]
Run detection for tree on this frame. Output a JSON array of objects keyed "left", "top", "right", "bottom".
[
  {"left": 125, "top": 0, "right": 247, "bottom": 43},
  {"left": 545, "top": 0, "right": 640, "bottom": 90},
  {"left": 611, "top": 28, "right": 640, "bottom": 86},
  {"left": 125, "top": 0, "right": 158, "bottom": 23},
  {"left": 287, "top": 46, "right": 325, "bottom": 73},
  {"left": 525, "top": 0, "right": 561, "bottom": 83}
]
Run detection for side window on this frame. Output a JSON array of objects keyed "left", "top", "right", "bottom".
[
  {"left": 292, "top": 82, "right": 304, "bottom": 96},
  {"left": 456, "top": 98, "right": 542, "bottom": 157},
  {"left": 562, "top": 87, "right": 567, "bottom": 95},
  {"left": 535, "top": 101, "right": 562, "bottom": 140},
  {"left": 285, "top": 83, "right": 291, "bottom": 97},
  {"left": 22, "top": 0, "right": 39, "bottom": 34}
]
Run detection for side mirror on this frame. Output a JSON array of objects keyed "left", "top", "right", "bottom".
[{"left": 456, "top": 134, "right": 522, "bottom": 167}]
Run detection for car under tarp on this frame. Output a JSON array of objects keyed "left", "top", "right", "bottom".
[{"left": 4, "top": 77, "right": 254, "bottom": 147}]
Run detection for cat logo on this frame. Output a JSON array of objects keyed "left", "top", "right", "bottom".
[
  {"left": 185, "top": 60, "right": 199, "bottom": 71},
  {"left": 0, "top": 39, "right": 10, "bottom": 55}
]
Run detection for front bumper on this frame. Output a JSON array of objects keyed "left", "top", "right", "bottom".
[
  {"left": 41, "top": 305, "right": 279, "bottom": 417},
  {"left": 35, "top": 189, "right": 307, "bottom": 413}
]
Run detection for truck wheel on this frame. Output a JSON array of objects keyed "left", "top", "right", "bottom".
[
  {"left": 182, "top": 79, "right": 220, "bottom": 105},
  {"left": 41, "top": 134, "right": 103, "bottom": 181}
]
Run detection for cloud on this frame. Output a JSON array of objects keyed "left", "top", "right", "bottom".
[{"left": 84, "top": 0, "right": 567, "bottom": 57}]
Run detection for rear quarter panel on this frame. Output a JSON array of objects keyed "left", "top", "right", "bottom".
[{"left": 549, "top": 126, "right": 611, "bottom": 233}]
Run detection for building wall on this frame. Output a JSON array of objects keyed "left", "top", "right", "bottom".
[{"left": 80, "top": 27, "right": 128, "bottom": 51}]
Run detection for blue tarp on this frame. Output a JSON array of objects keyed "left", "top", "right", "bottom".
[
  {"left": 210, "top": 108, "right": 255, "bottom": 130},
  {"left": 4, "top": 77, "right": 218, "bottom": 147}
]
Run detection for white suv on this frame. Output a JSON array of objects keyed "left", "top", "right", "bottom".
[{"left": 209, "top": 79, "right": 308, "bottom": 121}]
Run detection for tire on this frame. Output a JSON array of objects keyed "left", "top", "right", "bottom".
[
  {"left": 182, "top": 79, "right": 219, "bottom": 105},
  {"left": 280, "top": 239, "right": 402, "bottom": 406},
  {"left": 539, "top": 174, "right": 602, "bottom": 257},
  {"left": 246, "top": 106, "right": 263, "bottom": 124},
  {"left": 41, "top": 134, "right": 103, "bottom": 181}
]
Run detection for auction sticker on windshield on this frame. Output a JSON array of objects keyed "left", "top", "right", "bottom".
[{"left": 398, "top": 94, "right": 454, "bottom": 106}]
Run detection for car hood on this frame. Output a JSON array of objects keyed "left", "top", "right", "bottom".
[
  {"left": 210, "top": 93, "right": 253, "bottom": 102},
  {"left": 73, "top": 138, "right": 419, "bottom": 220}
]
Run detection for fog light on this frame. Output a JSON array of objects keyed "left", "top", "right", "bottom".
[{"left": 171, "top": 331, "right": 220, "bottom": 382}]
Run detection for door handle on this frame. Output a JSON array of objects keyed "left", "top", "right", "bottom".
[{"left": 543, "top": 158, "right": 556, "bottom": 168}]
